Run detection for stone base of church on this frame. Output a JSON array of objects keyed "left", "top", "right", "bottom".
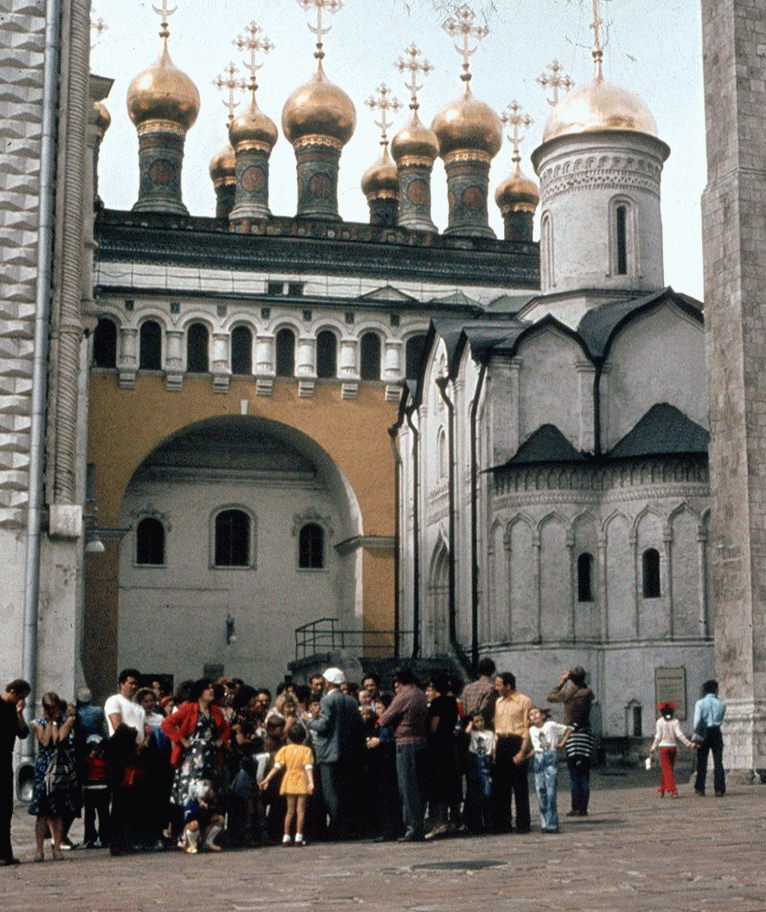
[{"left": 717, "top": 698, "right": 766, "bottom": 773}]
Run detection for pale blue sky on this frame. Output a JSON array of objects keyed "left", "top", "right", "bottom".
[{"left": 93, "top": 0, "right": 705, "bottom": 299}]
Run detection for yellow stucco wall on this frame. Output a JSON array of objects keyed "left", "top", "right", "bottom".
[{"left": 84, "top": 372, "right": 398, "bottom": 697}]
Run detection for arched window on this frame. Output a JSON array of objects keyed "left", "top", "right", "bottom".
[
  {"left": 360, "top": 332, "right": 382, "bottom": 381},
  {"left": 139, "top": 320, "right": 162, "bottom": 370},
  {"left": 275, "top": 328, "right": 295, "bottom": 377},
  {"left": 577, "top": 553, "right": 594, "bottom": 602},
  {"left": 231, "top": 325, "right": 252, "bottom": 375},
  {"left": 405, "top": 334, "right": 427, "bottom": 381},
  {"left": 214, "top": 509, "right": 251, "bottom": 567},
  {"left": 299, "top": 523, "right": 324, "bottom": 569},
  {"left": 136, "top": 517, "right": 165, "bottom": 565},
  {"left": 616, "top": 204, "right": 628, "bottom": 275},
  {"left": 642, "top": 548, "right": 661, "bottom": 598},
  {"left": 316, "top": 330, "right": 337, "bottom": 379},
  {"left": 93, "top": 317, "right": 117, "bottom": 368},
  {"left": 187, "top": 323, "right": 209, "bottom": 373}
]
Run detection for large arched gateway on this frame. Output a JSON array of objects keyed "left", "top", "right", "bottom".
[{"left": 114, "top": 416, "right": 362, "bottom": 688}]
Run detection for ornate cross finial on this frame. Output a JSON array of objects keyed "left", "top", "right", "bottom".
[
  {"left": 501, "top": 101, "right": 533, "bottom": 166},
  {"left": 296, "top": 0, "right": 343, "bottom": 73},
  {"left": 214, "top": 62, "right": 247, "bottom": 125},
  {"left": 590, "top": 0, "right": 612, "bottom": 81},
  {"left": 442, "top": 3, "right": 489, "bottom": 89},
  {"left": 152, "top": 0, "right": 177, "bottom": 41},
  {"left": 234, "top": 21, "right": 274, "bottom": 98},
  {"left": 395, "top": 43, "right": 434, "bottom": 113},
  {"left": 536, "top": 59, "right": 574, "bottom": 106},
  {"left": 90, "top": 10, "right": 107, "bottom": 50},
  {"left": 365, "top": 83, "right": 401, "bottom": 147}
]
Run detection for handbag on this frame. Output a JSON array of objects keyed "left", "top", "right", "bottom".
[{"left": 44, "top": 745, "right": 78, "bottom": 794}]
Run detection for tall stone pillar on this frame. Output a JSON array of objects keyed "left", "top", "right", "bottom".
[{"left": 701, "top": 0, "right": 766, "bottom": 774}]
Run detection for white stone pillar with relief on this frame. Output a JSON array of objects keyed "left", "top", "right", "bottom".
[
  {"left": 211, "top": 331, "right": 230, "bottom": 393},
  {"left": 117, "top": 327, "right": 137, "bottom": 389},
  {"left": 165, "top": 329, "right": 184, "bottom": 391}
]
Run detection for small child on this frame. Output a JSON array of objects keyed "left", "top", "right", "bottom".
[
  {"left": 649, "top": 701, "right": 695, "bottom": 798},
  {"left": 179, "top": 779, "right": 225, "bottom": 853},
  {"left": 259, "top": 723, "right": 314, "bottom": 847},
  {"left": 464, "top": 712, "right": 495, "bottom": 834},
  {"left": 528, "top": 707, "right": 571, "bottom": 834},
  {"left": 82, "top": 734, "right": 110, "bottom": 848}
]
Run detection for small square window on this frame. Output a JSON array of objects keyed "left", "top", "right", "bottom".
[
  {"left": 288, "top": 282, "right": 304, "bottom": 297},
  {"left": 390, "top": 313, "right": 400, "bottom": 327},
  {"left": 302, "top": 309, "right": 312, "bottom": 322},
  {"left": 124, "top": 299, "right": 134, "bottom": 312},
  {"left": 216, "top": 304, "right": 227, "bottom": 317},
  {"left": 261, "top": 307, "right": 271, "bottom": 319},
  {"left": 268, "top": 282, "right": 284, "bottom": 296},
  {"left": 170, "top": 302, "right": 180, "bottom": 314},
  {"left": 345, "top": 312, "right": 355, "bottom": 325}
]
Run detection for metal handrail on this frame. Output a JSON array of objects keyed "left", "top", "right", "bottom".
[{"left": 294, "top": 617, "right": 413, "bottom": 662}]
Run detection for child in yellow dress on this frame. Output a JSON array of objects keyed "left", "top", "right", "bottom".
[{"left": 259, "top": 723, "right": 314, "bottom": 846}]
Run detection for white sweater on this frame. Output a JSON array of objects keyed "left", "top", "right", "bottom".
[{"left": 650, "top": 717, "right": 693, "bottom": 750}]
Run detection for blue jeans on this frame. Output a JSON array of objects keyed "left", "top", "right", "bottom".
[
  {"left": 533, "top": 750, "right": 559, "bottom": 832},
  {"left": 395, "top": 742, "right": 425, "bottom": 838},
  {"left": 567, "top": 755, "right": 590, "bottom": 813},
  {"left": 464, "top": 753, "right": 492, "bottom": 833}
]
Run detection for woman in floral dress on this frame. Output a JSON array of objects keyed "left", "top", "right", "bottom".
[
  {"left": 161, "top": 679, "right": 231, "bottom": 812},
  {"left": 28, "top": 692, "right": 78, "bottom": 861}
]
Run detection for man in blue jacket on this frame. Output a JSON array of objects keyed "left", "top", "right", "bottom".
[
  {"left": 307, "top": 667, "right": 364, "bottom": 840},
  {"left": 693, "top": 679, "right": 727, "bottom": 797}
]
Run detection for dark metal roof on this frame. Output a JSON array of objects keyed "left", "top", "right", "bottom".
[
  {"left": 577, "top": 287, "right": 703, "bottom": 359},
  {"left": 495, "top": 424, "right": 586, "bottom": 469},
  {"left": 95, "top": 209, "right": 540, "bottom": 290},
  {"left": 609, "top": 403, "right": 710, "bottom": 458}
]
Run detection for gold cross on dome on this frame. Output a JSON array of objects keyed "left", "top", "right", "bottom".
[
  {"left": 296, "top": 0, "right": 342, "bottom": 66},
  {"left": 365, "top": 83, "right": 401, "bottom": 145},
  {"left": 213, "top": 62, "right": 247, "bottom": 125},
  {"left": 442, "top": 3, "right": 489, "bottom": 86},
  {"left": 90, "top": 11, "right": 107, "bottom": 51},
  {"left": 501, "top": 101, "right": 533, "bottom": 158},
  {"left": 537, "top": 59, "right": 574, "bottom": 106},
  {"left": 234, "top": 21, "right": 274, "bottom": 95},
  {"left": 395, "top": 43, "right": 434, "bottom": 112},
  {"left": 590, "top": 0, "right": 613, "bottom": 80},
  {"left": 152, "top": 0, "right": 177, "bottom": 40}
]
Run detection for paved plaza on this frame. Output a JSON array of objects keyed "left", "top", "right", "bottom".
[{"left": 2, "top": 767, "right": 765, "bottom": 912}]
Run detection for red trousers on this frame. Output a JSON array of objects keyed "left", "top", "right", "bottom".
[{"left": 658, "top": 746, "right": 677, "bottom": 795}]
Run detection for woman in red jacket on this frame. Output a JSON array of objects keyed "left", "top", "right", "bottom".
[{"left": 161, "top": 679, "right": 231, "bottom": 816}]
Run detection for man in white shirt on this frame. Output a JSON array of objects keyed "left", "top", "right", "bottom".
[{"left": 104, "top": 668, "right": 146, "bottom": 746}]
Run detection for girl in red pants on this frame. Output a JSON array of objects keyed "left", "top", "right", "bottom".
[{"left": 649, "top": 702, "right": 696, "bottom": 797}]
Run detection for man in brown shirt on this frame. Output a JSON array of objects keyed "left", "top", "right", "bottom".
[
  {"left": 548, "top": 666, "right": 594, "bottom": 816},
  {"left": 460, "top": 657, "right": 496, "bottom": 726},
  {"left": 492, "top": 671, "right": 532, "bottom": 833}
]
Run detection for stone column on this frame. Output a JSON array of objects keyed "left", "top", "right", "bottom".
[
  {"left": 701, "top": 0, "right": 766, "bottom": 773},
  {"left": 164, "top": 329, "right": 184, "bottom": 391},
  {"left": 117, "top": 327, "right": 137, "bottom": 389}
]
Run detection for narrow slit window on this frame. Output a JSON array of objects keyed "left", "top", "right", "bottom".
[
  {"left": 577, "top": 552, "right": 594, "bottom": 602},
  {"left": 139, "top": 321, "right": 162, "bottom": 370},
  {"left": 187, "top": 323, "right": 209, "bottom": 373},
  {"left": 360, "top": 332, "right": 381, "bottom": 381},
  {"left": 93, "top": 318, "right": 117, "bottom": 368},
  {"left": 276, "top": 328, "right": 295, "bottom": 377},
  {"left": 616, "top": 205, "right": 628, "bottom": 275},
  {"left": 231, "top": 326, "right": 252, "bottom": 375},
  {"left": 642, "top": 548, "right": 661, "bottom": 598},
  {"left": 299, "top": 523, "right": 324, "bottom": 569},
  {"left": 316, "top": 330, "right": 337, "bottom": 379},
  {"left": 136, "top": 517, "right": 165, "bottom": 565}
]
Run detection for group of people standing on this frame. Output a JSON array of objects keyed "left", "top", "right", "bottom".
[{"left": 1, "top": 663, "right": 728, "bottom": 864}]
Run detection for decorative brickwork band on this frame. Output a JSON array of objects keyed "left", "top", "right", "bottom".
[{"left": 133, "top": 122, "right": 189, "bottom": 215}]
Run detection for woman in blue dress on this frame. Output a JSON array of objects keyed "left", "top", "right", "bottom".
[{"left": 28, "top": 692, "right": 78, "bottom": 861}]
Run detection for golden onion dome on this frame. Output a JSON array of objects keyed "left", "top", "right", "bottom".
[
  {"left": 229, "top": 101, "right": 278, "bottom": 151},
  {"left": 431, "top": 89, "right": 502, "bottom": 159},
  {"left": 495, "top": 162, "right": 540, "bottom": 214},
  {"left": 127, "top": 44, "right": 200, "bottom": 131},
  {"left": 361, "top": 145, "right": 399, "bottom": 199},
  {"left": 282, "top": 71, "right": 356, "bottom": 147},
  {"left": 93, "top": 100, "right": 111, "bottom": 135},
  {"left": 209, "top": 143, "right": 236, "bottom": 184},
  {"left": 543, "top": 78, "right": 658, "bottom": 143},
  {"left": 391, "top": 111, "right": 439, "bottom": 164}
]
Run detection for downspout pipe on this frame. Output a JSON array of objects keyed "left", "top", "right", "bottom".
[
  {"left": 387, "top": 424, "right": 402, "bottom": 660},
  {"left": 404, "top": 406, "right": 420, "bottom": 658},
  {"left": 435, "top": 377, "right": 457, "bottom": 648},
  {"left": 469, "top": 362, "right": 487, "bottom": 671},
  {"left": 22, "top": 0, "right": 62, "bottom": 756}
]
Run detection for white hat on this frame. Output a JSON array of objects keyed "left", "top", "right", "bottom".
[{"left": 323, "top": 667, "right": 346, "bottom": 685}]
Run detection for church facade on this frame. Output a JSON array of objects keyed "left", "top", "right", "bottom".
[{"left": 396, "top": 37, "right": 714, "bottom": 739}]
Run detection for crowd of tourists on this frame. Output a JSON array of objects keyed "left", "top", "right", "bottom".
[{"left": 0, "top": 660, "right": 726, "bottom": 865}]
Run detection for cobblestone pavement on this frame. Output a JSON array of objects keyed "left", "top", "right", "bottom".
[{"left": 3, "top": 769, "right": 765, "bottom": 912}]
